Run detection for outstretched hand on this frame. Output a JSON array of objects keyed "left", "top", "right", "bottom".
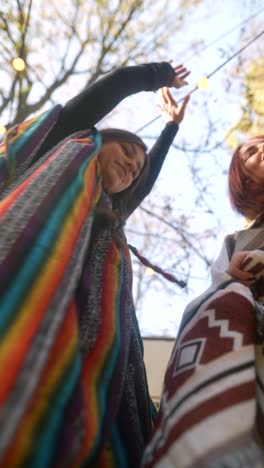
[
  {"left": 157, "top": 87, "right": 190, "bottom": 125},
  {"left": 171, "top": 64, "right": 190, "bottom": 88}
]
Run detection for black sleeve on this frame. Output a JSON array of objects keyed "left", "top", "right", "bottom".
[
  {"left": 115, "top": 121, "right": 179, "bottom": 219},
  {"left": 34, "top": 63, "right": 175, "bottom": 160}
]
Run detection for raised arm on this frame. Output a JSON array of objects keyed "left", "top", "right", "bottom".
[
  {"left": 33, "top": 63, "right": 177, "bottom": 161},
  {"left": 122, "top": 88, "right": 190, "bottom": 217},
  {"left": 62, "top": 63, "right": 176, "bottom": 131}
]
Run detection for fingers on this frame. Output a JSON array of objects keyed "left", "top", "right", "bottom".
[
  {"left": 161, "top": 88, "right": 190, "bottom": 109},
  {"left": 177, "top": 95, "right": 190, "bottom": 122},
  {"left": 164, "top": 87, "right": 173, "bottom": 103},
  {"left": 240, "top": 278, "right": 256, "bottom": 287},
  {"left": 227, "top": 251, "right": 257, "bottom": 286},
  {"left": 174, "top": 64, "right": 188, "bottom": 74},
  {"left": 159, "top": 88, "right": 190, "bottom": 124},
  {"left": 230, "top": 251, "right": 251, "bottom": 270},
  {"left": 160, "top": 87, "right": 171, "bottom": 105},
  {"left": 158, "top": 86, "right": 190, "bottom": 124},
  {"left": 171, "top": 76, "right": 189, "bottom": 88},
  {"left": 180, "top": 94, "right": 190, "bottom": 113},
  {"left": 178, "top": 71, "right": 191, "bottom": 81},
  {"left": 228, "top": 267, "right": 254, "bottom": 281},
  {"left": 173, "top": 65, "right": 191, "bottom": 80},
  {"left": 227, "top": 267, "right": 255, "bottom": 286}
]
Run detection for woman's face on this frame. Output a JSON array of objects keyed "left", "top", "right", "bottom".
[
  {"left": 98, "top": 140, "right": 145, "bottom": 194},
  {"left": 239, "top": 140, "right": 264, "bottom": 182}
]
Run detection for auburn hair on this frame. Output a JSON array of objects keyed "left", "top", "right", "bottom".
[{"left": 228, "top": 135, "right": 264, "bottom": 220}]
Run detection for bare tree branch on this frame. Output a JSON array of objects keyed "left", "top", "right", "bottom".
[{"left": 139, "top": 205, "right": 211, "bottom": 266}]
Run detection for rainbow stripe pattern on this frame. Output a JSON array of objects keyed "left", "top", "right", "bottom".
[
  {"left": 0, "top": 108, "right": 154, "bottom": 467},
  {"left": 0, "top": 106, "right": 155, "bottom": 468}
]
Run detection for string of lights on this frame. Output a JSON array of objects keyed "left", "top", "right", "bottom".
[
  {"left": 1, "top": 9, "right": 264, "bottom": 138},
  {"left": 1, "top": 9, "right": 263, "bottom": 289},
  {"left": 136, "top": 28, "right": 264, "bottom": 134}
]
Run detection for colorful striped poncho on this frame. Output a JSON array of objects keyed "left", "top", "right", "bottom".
[{"left": 0, "top": 107, "right": 154, "bottom": 467}]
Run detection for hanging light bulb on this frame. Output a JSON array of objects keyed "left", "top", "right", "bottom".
[
  {"left": 12, "top": 57, "right": 26, "bottom": 72},
  {"left": 0, "top": 125, "right": 6, "bottom": 135},
  {"left": 197, "top": 76, "right": 209, "bottom": 89},
  {"left": 146, "top": 267, "right": 155, "bottom": 276}
]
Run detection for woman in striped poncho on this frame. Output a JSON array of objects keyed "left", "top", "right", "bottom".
[{"left": 0, "top": 62, "right": 190, "bottom": 467}]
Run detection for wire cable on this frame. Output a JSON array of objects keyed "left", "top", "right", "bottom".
[
  {"left": 136, "top": 28, "right": 264, "bottom": 134},
  {"left": 183, "top": 5, "right": 264, "bottom": 63}
]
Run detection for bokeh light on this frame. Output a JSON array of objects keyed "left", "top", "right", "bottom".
[
  {"left": 12, "top": 57, "right": 26, "bottom": 72},
  {"left": 0, "top": 125, "right": 6, "bottom": 135},
  {"left": 197, "top": 76, "right": 209, "bottom": 89},
  {"left": 146, "top": 267, "right": 155, "bottom": 276}
]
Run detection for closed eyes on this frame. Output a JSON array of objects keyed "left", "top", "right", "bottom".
[
  {"left": 121, "top": 144, "right": 129, "bottom": 156},
  {"left": 121, "top": 145, "right": 135, "bottom": 175},
  {"left": 244, "top": 146, "right": 258, "bottom": 160},
  {"left": 121, "top": 144, "right": 142, "bottom": 178}
]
